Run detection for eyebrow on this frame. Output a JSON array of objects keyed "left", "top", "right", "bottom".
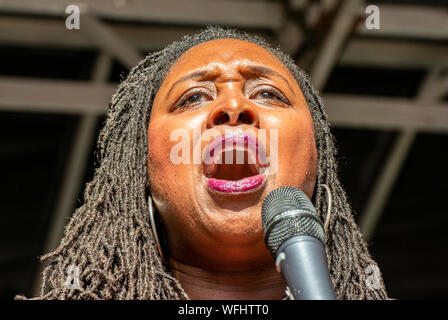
[
  {"left": 245, "top": 65, "right": 291, "bottom": 86},
  {"left": 166, "top": 64, "right": 294, "bottom": 98},
  {"left": 167, "top": 70, "right": 210, "bottom": 98}
]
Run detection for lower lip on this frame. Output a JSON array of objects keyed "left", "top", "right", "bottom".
[{"left": 206, "top": 174, "right": 266, "bottom": 193}]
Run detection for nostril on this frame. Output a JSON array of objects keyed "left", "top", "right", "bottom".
[
  {"left": 238, "top": 111, "right": 254, "bottom": 125},
  {"left": 214, "top": 112, "right": 230, "bottom": 125},
  {"left": 210, "top": 109, "right": 258, "bottom": 127}
]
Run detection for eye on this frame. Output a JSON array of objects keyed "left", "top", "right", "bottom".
[
  {"left": 185, "top": 93, "right": 202, "bottom": 104},
  {"left": 251, "top": 86, "right": 290, "bottom": 105},
  {"left": 259, "top": 91, "right": 277, "bottom": 99},
  {"left": 176, "top": 90, "right": 212, "bottom": 110}
]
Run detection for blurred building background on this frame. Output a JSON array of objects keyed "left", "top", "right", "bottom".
[{"left": 0, "top": 0, "right": 447, "bottom": 299}]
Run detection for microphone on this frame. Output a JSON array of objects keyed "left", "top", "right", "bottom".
[{"left": 262, "top": 186, "right": 336, "bottom": 300}]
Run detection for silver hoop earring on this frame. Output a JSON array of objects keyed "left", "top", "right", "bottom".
[
  {"left": 148, "top": 195, "right": 166, "bottom": 264},
  {"left": 321, "top": 184, "right": 333, "bottom": 235}
]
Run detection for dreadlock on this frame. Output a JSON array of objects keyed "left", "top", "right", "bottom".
[{"left": 17, "top": 25, "right": 388, "bottom": 300}]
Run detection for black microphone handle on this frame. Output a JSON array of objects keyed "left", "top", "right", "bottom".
[{"left": 276, "top": 235, "right": 336, "bottom": 300}]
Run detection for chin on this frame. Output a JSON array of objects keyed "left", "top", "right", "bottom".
[{"left": 198, "top": 204, "right": 264, "bottom": 243}]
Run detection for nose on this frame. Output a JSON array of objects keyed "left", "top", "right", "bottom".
[{"left": 206, "top": 95, "right": 260, "bottom": 128}]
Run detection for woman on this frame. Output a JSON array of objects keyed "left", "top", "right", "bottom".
[{"left": 22, "top": 26, "right": 388, "bottom": 300}]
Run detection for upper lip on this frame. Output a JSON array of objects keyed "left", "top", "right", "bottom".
[{"left": 203, "top": 132, "right": 269, "bottom": 179}]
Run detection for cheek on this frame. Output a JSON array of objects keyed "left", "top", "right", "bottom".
[
  {"left": 147, "top": 120, "right": 184, "bottom": 222},
  {"left": 146, "top": 119, "right": 182, "bottom": 203},
  {"left": 275, "top": 112, "right": 317, "bottom": 191},
  {"left": 147, "top": 121, "right": 171, "bottom": 176},
  {"left": 146, "top": 116, "right": 200, "bottom": 207}
]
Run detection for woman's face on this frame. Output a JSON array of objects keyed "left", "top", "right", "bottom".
[{"left": 147, "top": 39, "right": 317, "bottom": 271}]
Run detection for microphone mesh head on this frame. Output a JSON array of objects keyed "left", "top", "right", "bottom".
[{"left": 262, "top": 186, "right": 325, "bottom": 255}]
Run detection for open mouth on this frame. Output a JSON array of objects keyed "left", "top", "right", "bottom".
[{"left": 203, "top": 133, "right": 268, "bottom": 193}]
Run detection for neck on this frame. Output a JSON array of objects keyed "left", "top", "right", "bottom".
[{"left": 168, "top": 258, "right": 286, "bottom": 300}]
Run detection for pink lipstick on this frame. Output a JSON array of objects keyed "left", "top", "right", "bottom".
[{"left": 207, "top": 175, "right": 265, "bottom": 193}]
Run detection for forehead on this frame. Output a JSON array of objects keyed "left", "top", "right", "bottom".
[{"left": 165, "top": 38, "right": 293, "bottom": 79}]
